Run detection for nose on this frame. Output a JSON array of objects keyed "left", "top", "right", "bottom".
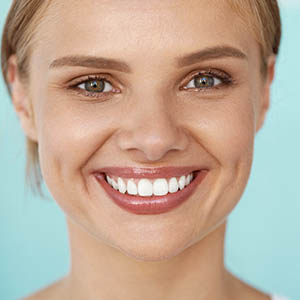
[{"left": 115, "top": 96, "right": 189, "bottom": 162}]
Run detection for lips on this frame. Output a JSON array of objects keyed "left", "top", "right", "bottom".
[
  {"left": 93, "top": 166, "right": 204, "bottom": 178},
  {"left": 93, "top": 167, "right": 209, "bottom": 215}
]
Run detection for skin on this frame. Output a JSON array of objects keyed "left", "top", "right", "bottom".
[{"left": 7, "top": 0, "right": 276, "bottom": 299}]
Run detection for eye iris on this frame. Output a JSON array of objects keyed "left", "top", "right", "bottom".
[
  {"left": 194, "top": 75, "right": 214, "bottom": 88},
  {"left": 85, "top": 79, "right": 105, "bottom": 92}
]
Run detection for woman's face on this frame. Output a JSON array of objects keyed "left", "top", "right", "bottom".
[{"left": 21, "top": 0, "right": 271, "bottom": 260}]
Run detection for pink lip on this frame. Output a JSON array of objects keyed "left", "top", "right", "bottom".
[
  {"left": 92, "top": 166, "right": 207, "bottom": 178},
  {"left": 93, "top": 167, "right": 209, "bottom": 215}
]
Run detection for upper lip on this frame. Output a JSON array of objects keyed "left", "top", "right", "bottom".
[{"left": 92, "top": 166, "right": 208, "bottom": 178}]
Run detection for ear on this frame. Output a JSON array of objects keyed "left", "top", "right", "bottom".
[
  {"left": 6, "top": 54, "right": 38, "bottom": 142},
  {"left": 256, "top": 55, "right": 276, "bottom": 133}
]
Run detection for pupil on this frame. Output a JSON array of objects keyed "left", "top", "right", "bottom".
[
  {"left": 195, "top": 76, "right": 214, "bottom": 88},
  {"left": 85, "top": 79, "right": 104, "bottom": 92}
]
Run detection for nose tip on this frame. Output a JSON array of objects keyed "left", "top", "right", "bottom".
[
  {"left": 119, "top": 127, "right": 188, "bottom": 161},
  {"left": 115, "top": 107, "right": 189, "bottom": 162}
]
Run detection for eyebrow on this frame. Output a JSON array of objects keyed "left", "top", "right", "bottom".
[
  {"left": 49, "top": 45, "right": 247, "bottom": 72},
  {"left": 49, "top": 55, "right": 132, "bottom": 73},
  {"left": 176, "top": 45, "right": 247, "bottom": 67}
]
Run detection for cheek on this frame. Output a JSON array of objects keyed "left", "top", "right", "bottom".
[
  {"left": 184, "top": 96, "right": 256, "bottom": 235},
  {"left": 186, "top": 96, "right": 256, "bottom": 167},
  {"left": 183, "top": 94, "right": 256, "bottom": 213},
  {"left": 35, "top": 95, "right": 118, "bottom": 185},
  {"left": 214, "top": 102, "right": 255, "bottom": 166}
]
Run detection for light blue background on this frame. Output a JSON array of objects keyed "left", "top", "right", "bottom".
[{"left": 0, "top": 1, "right": 299, "bottom": 299}]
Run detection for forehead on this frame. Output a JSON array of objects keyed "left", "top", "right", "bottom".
[{"left": 33, "top": 0, "right": 256, "bottom": 69}]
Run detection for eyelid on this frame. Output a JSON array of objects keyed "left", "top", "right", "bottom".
[
  {"left": 68, "top": 74, "right": 116, "bottom": 88},
  {"left": 179, "top": 68, "right": 233, "bottom": 90},
  {"left": 67, "top": 74, "right": 122, "bottom": 98},
  {"left": 77, "top": 77, "right": 113, "bottom": 92}
]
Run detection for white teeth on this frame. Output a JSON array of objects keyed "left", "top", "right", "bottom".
[
  {"left": 178, "top": 176, "right": 186, "bottom": 190},
  {"left": 138, "top": 179, "right": 153, "bottom": 196},
  {"left": 153, "top": 178, "right": 169, "bottom": 196},
  {"left": 118, "top": 177, "right": 126, "bottom": 194},
  {"left": 106, "top": 175, "right": 113, "bottom": 185},
  {"left": 105, "top": 172, "right": 195, "bottom": 196},
  {"left": 111, "top": 178, "right": 118, "bottom": 190},
  {"left": 185, "top": 174, "right": 191, "bottom": 186},
  {"left": 169, "top": 177, "right": 179, "bottom": 193},
  {"left": 127, "top": 179, "right": 138, "bottom": 195}
]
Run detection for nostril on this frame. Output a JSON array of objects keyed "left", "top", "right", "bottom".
[{"left": 114, "top": 119, "right": 189, "bottom": 162}]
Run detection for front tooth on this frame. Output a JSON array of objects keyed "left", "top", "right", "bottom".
[
  {"left": 118, "top": 177, "right": 126, "bottom": 194},
  {"left": 178, "top": 176, "right": 185, "bottom": 190},
  {"left": 153, "top": 178, "right": 168, "bottom": 196},
  {"left": 138, "top": 179, "right": 153, "bottom": 197},
  {"left": 127, "top": 179, "right": 138, "bottom": 195},
  {"left": 111, "top": 178, "right": 118, "bottom": 190},
  {"left": 169, "top": 177, "right": 178, "bottom": 193}
]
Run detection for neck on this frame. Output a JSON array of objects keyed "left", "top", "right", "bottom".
[{"left": 63, "top": 218, "right": 232, "bottom": 300}]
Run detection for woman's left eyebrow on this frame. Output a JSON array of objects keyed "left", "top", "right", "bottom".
[{"left": 176, "top": 45, "right": 248, "bottom": 67}]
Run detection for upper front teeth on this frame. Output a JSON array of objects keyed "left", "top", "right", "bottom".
[
  {"left": 105, "top": 173, "right": 194, "bottom": 196},
  {"left": 153, "top": 178, "right": 169, "bottom": 196},
  {"left": 138, "top": 179, "right": 154, "bottom": 196}
]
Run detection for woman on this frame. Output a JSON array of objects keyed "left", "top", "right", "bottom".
[{"left": 1, "top": 0, "right": 288, "bottom": 299}]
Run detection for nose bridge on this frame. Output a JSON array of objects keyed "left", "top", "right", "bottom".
[{"left": 116, "top": 92, "right": 188, "bottom": 161}]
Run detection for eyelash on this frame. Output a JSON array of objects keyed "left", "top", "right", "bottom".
[
  {"left": 68, "top": 75, "right": 118, "bottom": 99},
  {"left": 67, "top": 69, "right": 234, "bottom": 99},
  {"left": 181, "top": 69, "right": 234, "bottom": 92}
]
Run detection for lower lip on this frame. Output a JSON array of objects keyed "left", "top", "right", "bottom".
[{"left": 94, "top": 170, "right": 208, "bottom": 215}]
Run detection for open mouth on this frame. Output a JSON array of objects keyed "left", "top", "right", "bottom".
[
  {"left": 94, "top": 169, "right": 208, "bottom": 215},
  {"left": 104, "top": 171, "right": 197, "bottom": 197}
]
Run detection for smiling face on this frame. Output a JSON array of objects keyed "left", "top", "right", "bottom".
[{"left": 12, "top": 0, "right": 274, "bottom": 261}]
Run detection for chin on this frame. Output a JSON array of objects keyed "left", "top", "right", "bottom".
[{"left": 107, "top": 228, "right": 196, "bottom": 262}]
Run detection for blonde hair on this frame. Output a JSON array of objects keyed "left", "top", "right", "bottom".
[{"left": 1, "top": 0, "right": 282, "bottom": 194}]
